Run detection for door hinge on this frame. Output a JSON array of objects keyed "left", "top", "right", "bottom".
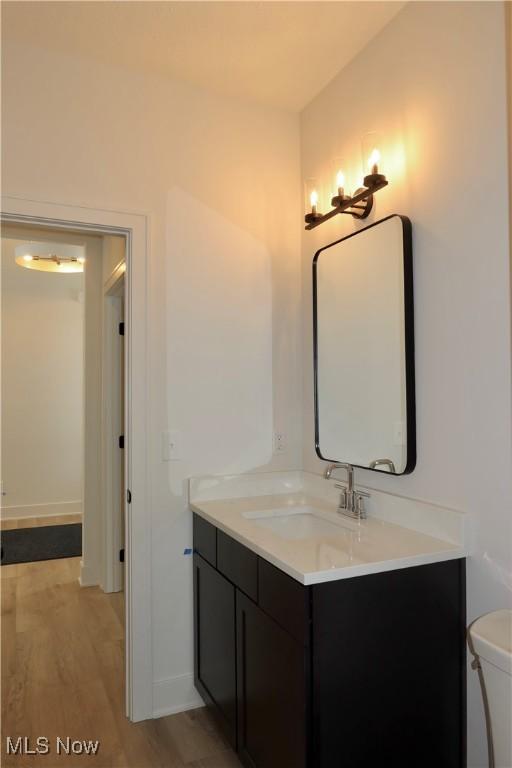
[
  {"left": 119, "top": 321, "right": 125, "bottom": 336},
  {"left": 127, "top": 489, "right": 132, "bottom": 504},
  {"left": 119, "top": 548, "right": 125, "bottom": 563},
  {"left": 119, "top": 435, "right": 125, "bottom": 449}
]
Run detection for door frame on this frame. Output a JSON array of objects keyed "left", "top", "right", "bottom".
[
  {"left": 0, "top": 195, "right": 153, "bottom": 722},
  {"left": 103, "top": 266, "right": 125, "bottom": 594}
]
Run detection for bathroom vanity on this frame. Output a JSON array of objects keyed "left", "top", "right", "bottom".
[
  {"left": 190, "top": 473, "right": 467, "bottom": 768},
  {"left": 191, "top": 217, "right": 466, "bottom": 766}
]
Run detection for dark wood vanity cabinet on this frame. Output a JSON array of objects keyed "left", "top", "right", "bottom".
[{"left": 193, "top": 513, "right": 467, "bottom": 768}]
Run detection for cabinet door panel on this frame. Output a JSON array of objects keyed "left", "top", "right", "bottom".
[
  {"left": 236, "top": 591, "right": 307, "bottom": 768},
  {"left": 312, "top": 560, "right": 466, "bottom": 768},
  {"left": 194, "top": 554, "right": 237, "bottom": 747}
]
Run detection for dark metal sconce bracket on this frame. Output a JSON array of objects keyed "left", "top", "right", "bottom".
[{"left": 304, "top": 177, "right": 388, "bottom": 230}]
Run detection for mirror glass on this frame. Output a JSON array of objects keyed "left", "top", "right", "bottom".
[{"left": 313, "top": 215, "right": 415, "bottom": 474}]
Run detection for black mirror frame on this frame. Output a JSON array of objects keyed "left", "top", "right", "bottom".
[{"left": 312, "top": 214, "right": 416, "bottom": 475}]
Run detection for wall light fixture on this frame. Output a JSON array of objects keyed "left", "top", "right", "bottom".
[{"left": 304, "top": 133, "right": 388, "bottom": 230}]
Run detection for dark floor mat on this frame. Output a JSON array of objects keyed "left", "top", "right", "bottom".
[{"left": 1, "top": 523, "right": 82, "bottom": 565}]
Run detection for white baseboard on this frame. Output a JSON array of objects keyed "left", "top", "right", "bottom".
[
  {"left": 79, "top": 559, "right": 99, "bottom": 588},
  {"left": 152, "top": 673, "right": 204, "bottom": 719},
  {"left": 1, "top": 500, "right": 82, "bottom": 520}
]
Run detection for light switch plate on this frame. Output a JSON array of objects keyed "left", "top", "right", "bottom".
[
  {"left": 169, "top": 430, "right": 182, "bottom": 460},
  {"left": 162, "top": 430, "right": 182, "bottom": 461}
]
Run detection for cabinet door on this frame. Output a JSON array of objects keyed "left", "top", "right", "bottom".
[
  {"left": 194, "top": 554, "right": 237, "bottom": 747},
  {"left": 236, "top": 591, "right": 307, "bottom": 768},
  {"left": 311, "top": 560, "right": 466, "bottom": 768}
]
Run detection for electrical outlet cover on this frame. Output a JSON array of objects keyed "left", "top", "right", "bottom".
[{"left": 273, "top": 432, "right": 287, "bottom": 453}]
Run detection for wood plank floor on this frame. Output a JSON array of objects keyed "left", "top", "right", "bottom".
[{"left": 1, "top": 552, "right": 242, "bottom": 767}]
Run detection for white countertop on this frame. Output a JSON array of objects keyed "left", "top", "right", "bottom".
[{"left": 189, "top": 472, "right": 467, "bottom": 585}]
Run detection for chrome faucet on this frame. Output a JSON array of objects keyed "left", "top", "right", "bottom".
[{"left": 323, "top": 462, "right": 370, "bottom": 520}]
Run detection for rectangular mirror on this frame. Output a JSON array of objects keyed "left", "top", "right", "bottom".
[{"left": 313, "top": 214, "right": 415, "bottom": 474}]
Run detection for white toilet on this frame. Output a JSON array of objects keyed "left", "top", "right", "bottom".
[{"left": 468, "top": 609, "right": 512, "bottom": 768}]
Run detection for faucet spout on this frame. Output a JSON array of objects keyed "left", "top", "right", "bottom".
[
  {"left": 324, "top": 462, "right": 354, "bottom": 491},
  {"left": 324, "top": 463, "right": 339, "bottom": 479}
]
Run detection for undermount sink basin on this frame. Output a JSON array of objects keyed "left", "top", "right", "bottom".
[{"left": 242, "top": 505, "right": 351, "bottom": 540}]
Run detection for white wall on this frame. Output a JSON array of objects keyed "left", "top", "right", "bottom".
[
  {"left": 1, "top": 35, "right": 302, "bottom": 714},
  {"left": 300, "top": 4, "right": 511, "bottom": 766},
  {"left": 1, "top": 236, "right": 84, "bottom": 517}
]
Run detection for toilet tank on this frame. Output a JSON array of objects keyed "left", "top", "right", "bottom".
[{"left": 468, "top": 610, "right": 512, "bottom": 768}]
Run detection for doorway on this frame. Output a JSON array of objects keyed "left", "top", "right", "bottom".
[
  {"left": 0, "top": 196, "right": 152, "bottom": 722},
  {"left": 1, "top": 220, "right": 127, "bottom": 663},
  {"left": 1, "top": 225, "right": 126, "bottom": 587},
  {"left": 1, "top": 229, "right": 86, "bottom": 582}
]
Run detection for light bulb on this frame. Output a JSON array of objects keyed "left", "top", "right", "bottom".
[
  {"left": 23, "top": 254, "right": 33, "bottom": 262},
  {"left": 362, "top": 131, "right": 383, "bottom": 180},
  {"left": 304, "top": 177, "right": 321, "bottom": 220},
  {"left": 331, "top": 157, "right": 346, "bottom": 200},
  {"left": 368, "top": 148, "right": 381, "bottom": 175}
]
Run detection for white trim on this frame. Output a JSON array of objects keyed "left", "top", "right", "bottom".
[
  {"left": 152, "top": 674, "right": 204, "bottom": 719},
  {"left": 1, "top": 195, "right": 153, "bottom": 723},
  {"left": 104, "top": 259, "right": 126, "bottom": 295},
  {"left": 79, "top": 559, "right": 100, "bottom": 587},
  {"left": 1, "top": 500, "right": 82, "bottom": 520},
  {"left": 102, "top": 278, "right": 124, "bottom": 594},
  {"left": 81, "top": 234, "right": 103, "bottom": 591}
]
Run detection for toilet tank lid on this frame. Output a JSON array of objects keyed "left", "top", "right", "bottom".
[{"left": 469, "top": 610, "right": 512, "bottom": 675}]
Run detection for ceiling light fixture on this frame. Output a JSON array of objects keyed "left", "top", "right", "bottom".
[{"left": 14, "top": 243, "right": 85, "bottom": 273}]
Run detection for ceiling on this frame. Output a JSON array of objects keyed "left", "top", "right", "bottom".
[{"left": 2, "top": 1, "right": 405, "bottom": 112}]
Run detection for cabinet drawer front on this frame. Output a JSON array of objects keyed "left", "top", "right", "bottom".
[
  {"left": 193, "top": 514, "right": 217, "bottom": 567},
  {"left": 258, "top": 558, "right": 310, "bottom": 645},
  {"left": 217, "top": 531, "right": 258, "bottom": 601}
]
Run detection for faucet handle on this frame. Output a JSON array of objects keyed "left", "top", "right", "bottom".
[
  {"left": 334, "top": 482, "right": 347, "bottom": 510},
  {"left": 355, "top": 490, "right": 370, "bottom": 518}
]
